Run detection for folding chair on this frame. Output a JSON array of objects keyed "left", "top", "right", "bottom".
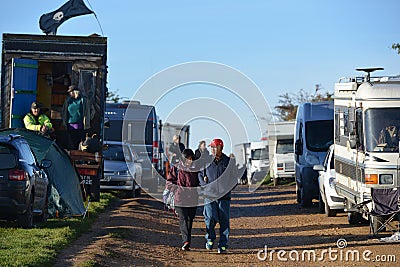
[{"left": 368, "top": 187, "right": 400, "bottom": 238}]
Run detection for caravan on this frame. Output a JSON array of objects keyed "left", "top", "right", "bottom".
[{"left": 294, "top": 101, "right": 334, "bottom": 207}]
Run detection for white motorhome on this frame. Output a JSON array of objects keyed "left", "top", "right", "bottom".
[
  {"left": 248, "top": 140, "right": 269, "bottom": 184},
  {"left": 267, "top": 121, "right": 295, "bottom": 186},
  {"left": 294, "top": 101, "right": 334, "bottom": 207},
  {"left": 333, "top": 68, "right": 400, "bottom": 228}
]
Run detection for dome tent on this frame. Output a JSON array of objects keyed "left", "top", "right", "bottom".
[{"left": 0, "top": 129, "right": 85, "bottom": 218}]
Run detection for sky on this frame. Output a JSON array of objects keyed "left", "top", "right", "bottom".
[{"left": 1, "top": 0, "right": 400, "bottom": 152}]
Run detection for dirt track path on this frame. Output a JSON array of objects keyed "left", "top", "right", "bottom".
[{"left": 55, "top": 185, "right": 399, "bottom": 266}]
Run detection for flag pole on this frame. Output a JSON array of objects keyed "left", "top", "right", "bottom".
[{"left": 85, "top": 0, "right": 104, "bottom": 36}]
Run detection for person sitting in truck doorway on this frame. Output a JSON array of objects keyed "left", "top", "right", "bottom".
[
  {"left": 62, "top": 85, "right": 94, "bottom": 150},
  {"left": 23, "top": 102, "right": 54, "bottom": 134}
]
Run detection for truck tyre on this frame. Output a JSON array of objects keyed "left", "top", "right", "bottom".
[{"left": 17, "top": 195, "right": 34, "bottom": 229}]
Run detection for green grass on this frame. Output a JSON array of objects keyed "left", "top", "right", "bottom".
[
  {"left": 261, "top": 172, "right": 296, "bottom": 186},
  {"left": 0, "top": 192, "right": 116, "bottom": 267}
]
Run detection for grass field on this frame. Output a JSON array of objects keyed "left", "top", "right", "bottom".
[{"left": 0, "top": 193, "right": 116, "bottom": 267}]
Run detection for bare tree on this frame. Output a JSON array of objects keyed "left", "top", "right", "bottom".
[{"left": 274, "top": 85, "right": 333, "bottom": 121}]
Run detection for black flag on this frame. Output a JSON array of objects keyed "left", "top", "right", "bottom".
[{"left": 39, "top": 0, "right": 93, "bottom": 35}]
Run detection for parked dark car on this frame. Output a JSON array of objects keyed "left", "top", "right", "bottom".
[{"left": 0, "top": 134, "right": 51, "bottom": 228}]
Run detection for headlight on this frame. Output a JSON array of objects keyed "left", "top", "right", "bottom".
[
  {"left": 306, "top": 153, "right": 319, "bottom": 165},
  {"left": 379, "top": 174, "right": 393, "bottom": 184},
  {"left": 117, "top": 170, "right": 130, "bottom": 176},
  {"left": 328, "top": 177, "right": 336, "bottom": 189}
]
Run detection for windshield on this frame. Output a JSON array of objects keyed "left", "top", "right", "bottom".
[
  {"left": 252, "top": 148, "right": 269, "bottom": 160},
  {"left": 103, "top": 144, "right": 132, "bottom": 162},
  {"left": 305, "top": 120, "right": 333, "bottom": 152},
  {"left": 365, "top": 108, "right": 400, "bottom": 152},
  {"left": 276, "top": 139, "right": 293, "bottom": 154}
]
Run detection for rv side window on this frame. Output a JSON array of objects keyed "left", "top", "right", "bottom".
[
  {"left": 335, "top": 111, "right": 340, "bottom": 142},
  {"left": 343, "top": 109, "right": 349, "bottom": 136},
  {"left": 355, "top": 109, "right": 364, "bottom": 150}
]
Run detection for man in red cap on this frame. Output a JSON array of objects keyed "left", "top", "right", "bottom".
[{"left": 198, "top": 138, "right": 237, "bottom": 254}]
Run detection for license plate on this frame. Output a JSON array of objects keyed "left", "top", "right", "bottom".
[{"left": 81, "top": 175, "right": 93, "bottom": 185}]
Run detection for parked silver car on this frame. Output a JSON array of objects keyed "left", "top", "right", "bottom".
[
  {"left": 313, "top": 145, "right": 345, "bottom": 217},
  {"left": 101, "top": 141, "right": 142, "bottom": 198}
]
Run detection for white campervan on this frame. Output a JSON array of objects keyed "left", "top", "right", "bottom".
[
  {"left": 248, "top": 140, "right": 269, "bottom": 184},
  {"left": 294, "top": 101, "right": 334, "bottom": 207},
  {"left": 333, "top": 68, "right": 400, "bottom": 231},
  {"left": 267, "top": 121, "right": 295, "bottom": 186}
]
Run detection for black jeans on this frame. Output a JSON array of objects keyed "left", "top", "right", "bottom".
[
  {"left": 174, "top": 206, "right": 197, "bottom": 244},
  {"left": 67, "top": 128, "right": 85, "bottom": 150}
]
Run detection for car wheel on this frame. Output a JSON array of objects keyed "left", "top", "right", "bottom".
[
  {"left": 17, "top": 195, "right": 34, "bottom": 229},
  {"left": 324, "top": 199, "right": 337, "bottom": 217},
  {"left": 125, "top": 187, "right": 136, "bottom": 198},
  {"left": 36, "top": 197, "right": 49, "bottom": 223}
]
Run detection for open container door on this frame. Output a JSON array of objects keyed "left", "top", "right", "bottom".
[{"left": 10, "top": 58, "right": 38, "bottom": 128}]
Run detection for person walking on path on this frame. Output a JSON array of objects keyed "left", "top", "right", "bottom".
[
  {"left": 166, "top": 148, "right": 199, "bottom": 251},
  {"left": 198, "top": 138, "right": 237, "bottom": 254}
]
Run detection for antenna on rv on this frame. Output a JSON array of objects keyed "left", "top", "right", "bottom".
[{"left": 355, "top": 67, "right": 384, "bottom": 82}]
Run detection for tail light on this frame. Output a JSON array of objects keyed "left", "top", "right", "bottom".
[
  {"left": 152, "top": 141, "right": 159, "bottom": 163},
  {"left": 8, "top": 169, "right": 27, "bottom": 181},
  {"left": 77, "top": 168, "right": 98, "bottom": 176}
]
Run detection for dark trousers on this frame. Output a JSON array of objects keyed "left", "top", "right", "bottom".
[
  {"left": 67, "top": 128, "right": 85, "bottom": 150},
  {"left": 175, "top": 206, "right": 197, "bottom": 244}
]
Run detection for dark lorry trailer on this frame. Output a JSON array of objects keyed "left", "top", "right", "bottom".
[{"left": 0, "top": 33, "right": 108, "bottom": 201}]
